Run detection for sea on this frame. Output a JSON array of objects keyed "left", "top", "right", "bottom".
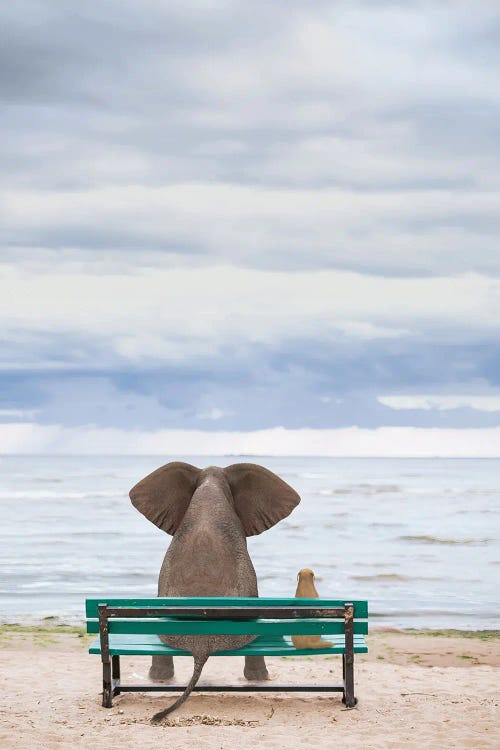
[{"left": 0, "top": 455, "right": 498, "bottom": 630}]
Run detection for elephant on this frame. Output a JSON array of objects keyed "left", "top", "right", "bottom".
[{"left": 129, "top": 461, "right": 300, "bottom": 722}]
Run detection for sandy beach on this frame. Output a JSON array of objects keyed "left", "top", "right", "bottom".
[{"left": 0, "top": 627, "right": 498, "bottom": 750}]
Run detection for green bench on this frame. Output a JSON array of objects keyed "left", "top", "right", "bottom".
[{"left": 86, "top": 597, "right": 368, "bottom": 709}]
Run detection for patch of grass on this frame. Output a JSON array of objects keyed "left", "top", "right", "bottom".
[
  {"left": 33, "top": 633, "right": 58, "bottom": 647},
  {"left": 403, "top": 629, "right": 500, "bottom": 642},
  {"left": 0, "top": 624, "right": 87, "bottom": 638},
  {"left": 279, "top": 655, "right": 315, "bottom": 661}
]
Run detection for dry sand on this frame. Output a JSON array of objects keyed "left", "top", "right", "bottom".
[{"left": 0, "top": 627, "right": 498, "bottom": 750}]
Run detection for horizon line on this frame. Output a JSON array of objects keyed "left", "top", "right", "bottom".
[{"left": 2, "top": 453, "right": 500, "bottom": 460}]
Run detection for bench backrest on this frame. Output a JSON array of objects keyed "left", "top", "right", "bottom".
[{"left": 86, "top": 597, "right": 368, "bottom": 636}]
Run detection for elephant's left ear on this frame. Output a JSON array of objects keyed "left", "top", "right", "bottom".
[
  {"left": 224, "top": 463, "right": 300, "bottom": 536},
  {"left": 129, "top": 461, "right": 200, "bottom": 534}
]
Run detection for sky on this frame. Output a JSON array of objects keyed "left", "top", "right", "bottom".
[{"left": 1, "top": 0, "right": 500, "bottom": 456}]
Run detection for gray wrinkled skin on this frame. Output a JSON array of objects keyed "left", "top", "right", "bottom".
[{"left": 129, "top": 463, "right": 300, "bottom": 722}]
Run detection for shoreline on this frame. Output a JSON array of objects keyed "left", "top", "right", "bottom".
[
  {"left": 1, "top": 625, "right": 498, "bottom": 669},
  {"left": 2, "top": 622, "right": 499, "bottom": 637}
]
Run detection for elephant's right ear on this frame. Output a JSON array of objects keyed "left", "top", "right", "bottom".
[
  {"left": 129, "top": 461, "right": 200, "bottom": 534},
  {"left": 225, "top": 463, "right": 300, "bottom": 536}
]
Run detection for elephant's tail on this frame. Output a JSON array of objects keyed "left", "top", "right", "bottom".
[{"left": 151, "top": 651, "right": 209, "bottom": 723}]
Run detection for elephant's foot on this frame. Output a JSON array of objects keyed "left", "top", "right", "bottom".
[
  {"left": 244, "top": 655, "right": 270, "bottom": 681},
  {"left": 149, "top": 655, "right": 174, "bottom": 682}
]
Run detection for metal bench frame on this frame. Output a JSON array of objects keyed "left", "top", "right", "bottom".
[{"left": 97, "top": 603, "right": 358, "bottom": 709}]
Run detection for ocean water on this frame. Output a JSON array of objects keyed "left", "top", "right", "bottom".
[{"left": 0, "top": 455, "right": 498, "bottom": 629}]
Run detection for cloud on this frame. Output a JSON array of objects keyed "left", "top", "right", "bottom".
[
  {"left": 378, "top": 394, "right": 500, "bottom": 412},
  {"left": 0, "top": 408, "right": 38, "bottom": 420},
  {"left": 1, "top": 265, "right": 498, "bottom": 371},
  {"left": 196, "top": 407, "right": 235, "bottom": 421},
  {"left": 1, "top": 2, "right": 500, "bottom": 274},
  {"left": 3, "top": 348, "right": 500, "bottom": 432},
  {"left": 1, "top": 262, "right": 499, "bottom": 432},
  {"left": 2, "top": 422, "right": 500, "bottom": 458},
  {"left": 1, "top": 1, "right": 499, "bottom": 438},
  {"left": 2, "top": 183, "right": 500, "bottom": 275}
]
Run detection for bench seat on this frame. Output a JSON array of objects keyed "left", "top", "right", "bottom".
[{"left": 89, "top": 632, "right": 368, "bottom": 657}]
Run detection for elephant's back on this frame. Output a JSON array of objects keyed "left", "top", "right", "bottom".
[{"left": 158, "top": 526, "right": 258, "bottom": 598}]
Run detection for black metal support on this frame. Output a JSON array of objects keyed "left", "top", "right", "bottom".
[
  {"left": 93, "top": 601, "right": 362, "bottom": 708},
  {"left": 108, "top": 683, "right": 346, "bottom": 693},
  {"left": 342, "top": 603, "right": 357, "bottom": 707},
  {"left": 98, "top": 604, "right": 113, "bottom": 708},
  {"left": 112, "top": 655, "right": 121, "bottom": 697}
]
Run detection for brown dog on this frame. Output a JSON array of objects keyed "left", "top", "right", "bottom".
[{"left": 291, "top": 568, "right": 333, "bottom": 649}]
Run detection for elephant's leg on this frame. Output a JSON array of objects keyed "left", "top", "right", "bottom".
[
  {"left": 244, "top": 655, "right": 270, "bottom": 681},
  {"left": 149, "top": 655, "right": 175, "bottom": 681}
]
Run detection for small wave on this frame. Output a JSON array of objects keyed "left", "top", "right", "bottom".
[
  {"left": 405, "top": 488, "right": 438, "bottom": 495},
  {"left": 70, "top": 531, "right": 123, "bottom": 537},
  {"left": 316, "top": 484, "right": 402, "bottom": 496},
  {"left": 350, "top": 574, "right": 445, "bottom": 582},
  {"left": 285, "top": 472, "right": 327, "bottom": 479},
  {"left": 460, "top": 488, "right": 499, "bottom": 496},
  {"left": 368, "top": 610, "right": 494, "bottom": 619},
  {"left": 317, "top": 489, "right": 352, "bottom": 495},
  {"left": 0, "top": 490, "right": 123, "bottom": 500},
  {"left": 373, "top": 485, "right": 402, "bottom": 494},
  {"left": 398, "top": 535, "right": 492, "bottom": 546},
  {"left": 20, "top": 581, "right": 55, "bottom": 589}
]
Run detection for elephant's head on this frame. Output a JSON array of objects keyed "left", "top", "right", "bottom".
[{"left": 129, "top": 461, "right": 300, "bottom": 536}]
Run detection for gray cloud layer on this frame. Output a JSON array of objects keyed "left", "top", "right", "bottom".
[
  {"left": 1, "top": 1, "right": 499, "bottom": 434},
  {"left": 2, "top": 1, "right": 500, "bottom": 274}
]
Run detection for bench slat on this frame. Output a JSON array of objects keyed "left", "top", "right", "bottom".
[
  {"left": 88, "top": 633, "right": 368, "bottom": 657},
  {"left": 86, "top": 597, "right": 368, "bottom": 619},
  {"left": 87, "top": 617, "right": 368, "bottom": 636},
  {"left": 104, "top": 606, "right": 346, "bottom": 619}
]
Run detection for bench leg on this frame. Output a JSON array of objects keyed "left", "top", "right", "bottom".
[
  {"left": 102, "top": 661, "right": 113, "bottom": 708},
  {"left": 342, "top": 653, "right": 357, "bottom": 708},
  {"left": 112, "top": 655, "right": 121, "bottom": 697}
]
